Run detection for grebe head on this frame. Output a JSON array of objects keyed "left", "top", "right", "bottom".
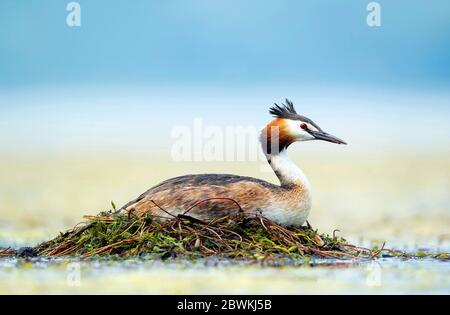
[{"left": 262, "top": 99, "right": 346, "bottom": 154}]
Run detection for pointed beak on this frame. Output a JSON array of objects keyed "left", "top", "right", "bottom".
[{"left": 309, "top": 130, "right": 347, "bottom": 145}]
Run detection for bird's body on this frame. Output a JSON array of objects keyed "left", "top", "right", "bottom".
[
  {"left": 120, "top": 154, "right": 312, "bottom": 226},
  {"left": 120, "top": 100, "right": 345, "bottom": 226}
]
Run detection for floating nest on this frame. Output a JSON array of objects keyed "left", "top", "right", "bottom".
[
  {"left": 2, "top": 200, "right": 447, "bottom": 261},
  {"left": 2, "top": 208, "right": 395, "bottom": 260},
  {"left": 34, "top": 213, "right": 370, "bottom": 259}
]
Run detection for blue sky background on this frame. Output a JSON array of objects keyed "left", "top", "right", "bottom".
[
  {"left": 0, "top": 0, "right": 449, "bottom": 153},
  {"left": 1, "top": 0, "right": 450, "bottom": 88}
]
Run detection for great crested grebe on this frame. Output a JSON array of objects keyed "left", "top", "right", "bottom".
[{"left": 119, "top": 99, "right": 346, "bottom": 226}]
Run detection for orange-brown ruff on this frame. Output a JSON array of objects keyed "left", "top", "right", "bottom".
[{"left": 120, "top": 100, "right": 346, "bottom": 226}]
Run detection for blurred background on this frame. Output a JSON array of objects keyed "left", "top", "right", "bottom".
[{"left": 0, "top": 0, "right": 449, "bottom": 248}]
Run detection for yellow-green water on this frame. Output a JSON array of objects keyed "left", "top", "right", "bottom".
[{"left": 1, "top": 258, "right": 448, "bottom": 294}]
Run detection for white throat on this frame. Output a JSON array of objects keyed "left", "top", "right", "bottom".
[{"left": 268, "top": 149, "right": 311, "bottom": 189}]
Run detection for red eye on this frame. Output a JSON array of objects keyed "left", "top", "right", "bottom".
[{"left": 300, "top": 123, "right": 308, "bottom": 130}]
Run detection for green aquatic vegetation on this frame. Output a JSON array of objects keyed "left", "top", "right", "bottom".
[
  {"left": 25, "top": 210, "right": 382, "bottom": 260},
  {"left": 2, "top": 207, "right": 448, "bottom": 261}
]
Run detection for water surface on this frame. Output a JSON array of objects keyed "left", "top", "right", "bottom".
[{"left": 1, "top": 255, "right": 448, "bottom": 294}]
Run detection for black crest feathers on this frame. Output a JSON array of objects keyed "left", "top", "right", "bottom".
[
  {"left": 269, "top": 99, "right": 298, "bottom": 120},
  {"left": 268, "top": 99, "right": 322, "bottom": 131}
]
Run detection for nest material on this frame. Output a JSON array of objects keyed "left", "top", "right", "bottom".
[
  {"left": 29, "top": 209, "right": 386, "bottom": 260},
  {"left": 0, "top": 247, "right": 16, "bottom": 257},
  {"left": 2, "top": 210, "right": 449, "bottom": 260}
]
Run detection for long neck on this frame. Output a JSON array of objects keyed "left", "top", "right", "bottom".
[
  {"left": 260, "top": 119, "right": 310, "bottom": 189},
  {"left": 266, "top": 149, "right": 310, "bottom": 189}
]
